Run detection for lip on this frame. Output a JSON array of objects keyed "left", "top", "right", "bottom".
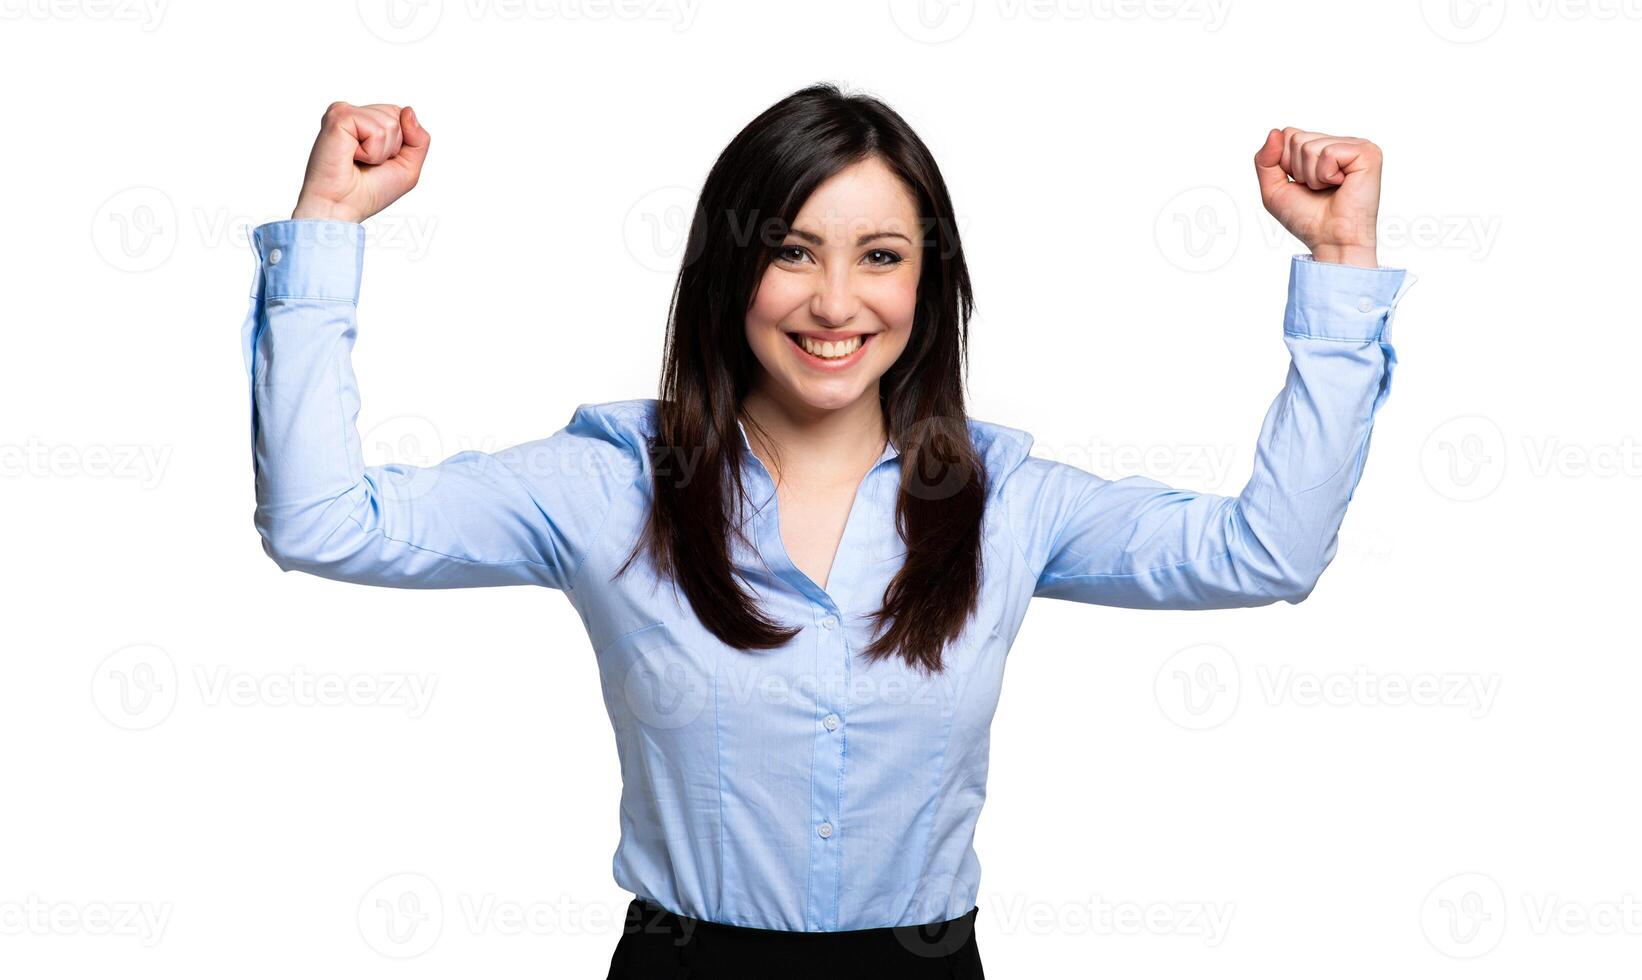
[{"left": 786, "top": 331, "right": 875, "bottom": 371}]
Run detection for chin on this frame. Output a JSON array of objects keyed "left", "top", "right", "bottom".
[{"left": 785, "top": 375, "right": 874, "bottom": 412}]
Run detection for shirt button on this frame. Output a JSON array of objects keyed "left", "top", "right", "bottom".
[
  {"left": 817, "top": 821, "right": 834, "bottom": 839},
  {"left": 1356, "top": 296, "right": 1373, "bottom": 313},
  {"left": 268, "top": 248, "right": 283, "bottom": 266},
  {"left": 822, "top": 713, "right": 840, "bottom": 731},
  {"left": 819, "top": 615, "right": 838, "bottom": 631}
]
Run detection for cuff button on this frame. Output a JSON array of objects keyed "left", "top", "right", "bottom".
[
  {"left": 1356, "top": 296, "right": 1373, "bottom": 313},
  {"left": 268, "top": 248, "right": 283, "bottom": 266}
]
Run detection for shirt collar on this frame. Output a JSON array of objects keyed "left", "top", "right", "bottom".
[{"left": 734, "top": 416, "right": 901, "bottom": 469}]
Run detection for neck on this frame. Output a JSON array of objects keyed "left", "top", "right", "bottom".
[{"left": 739, "top": 383, "right": 888, "bottom": 486}]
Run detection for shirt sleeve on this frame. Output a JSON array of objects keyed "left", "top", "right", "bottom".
[
  {"left": 1007, "top": 253, "right": 1417, "bottom": 609},
  {"left": 238, "top": 219, "right": 639, "bottom": 590}
]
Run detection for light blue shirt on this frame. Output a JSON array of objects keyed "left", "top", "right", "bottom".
[{"left": 240, "top": 219, "right": 1414, "bottom": 931}]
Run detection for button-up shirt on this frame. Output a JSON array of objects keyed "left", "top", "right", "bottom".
[{"left": 240, "top": 219, "right": 1414, "bottom": 931}]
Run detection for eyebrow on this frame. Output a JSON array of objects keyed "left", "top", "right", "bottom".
[{"left": 786, "top": 228, "right": 914, "bottom": 246}]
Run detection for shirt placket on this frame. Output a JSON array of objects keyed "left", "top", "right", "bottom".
[
  {"left": 735, "top": 421, "right": 897, "bottom": 932},
  {"left": 803, "top": 594, "right": 848, "bottom": 931}
]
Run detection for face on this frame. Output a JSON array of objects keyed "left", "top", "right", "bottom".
[{"left": 744, "top": 155, "right": 923, "bottom": 416}]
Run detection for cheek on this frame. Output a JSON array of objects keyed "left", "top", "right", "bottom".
[
  {"left": 745, "top": 273, "right": 799, "bottom": 348},
  {"left": 868, "top": 275, "right": 920, "bottom": 356}
]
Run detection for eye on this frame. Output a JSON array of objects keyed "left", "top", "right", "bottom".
[
  {"left": 774, "top": 245, "right": 810, "bottom": 264},
  {"left": 864, "top": 249, "right": 902, "bottom": 267}
]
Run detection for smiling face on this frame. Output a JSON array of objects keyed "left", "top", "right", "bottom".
[{"left": 744, "top": 155, "right": 924, "bottom": 417}]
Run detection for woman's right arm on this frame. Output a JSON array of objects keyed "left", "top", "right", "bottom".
[{"left": 240, "top": 102, "right": 636, "bottom": 590}]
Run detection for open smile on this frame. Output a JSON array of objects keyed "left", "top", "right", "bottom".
[{"left": 785, "top": 331, "right": 875, "bottom": 370}]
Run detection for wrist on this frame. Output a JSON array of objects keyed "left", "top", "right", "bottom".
[
  {"left": 1309, "top": 243, "right": 1378, "bottom": 268},
  {"left": 291, "top": 196, "right": 362, "bottom": 223}
]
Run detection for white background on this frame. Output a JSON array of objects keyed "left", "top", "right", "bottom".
[{"left": 3, "top": 0, "right": 1638, "bottom": 976}]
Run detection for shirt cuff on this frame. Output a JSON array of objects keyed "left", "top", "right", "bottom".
[
  {"left": 250, "top": 219, "right": 366, "bottom": 303},
  {"left": 1283, "top": 253, "right": 1415, "bottom": 343}
]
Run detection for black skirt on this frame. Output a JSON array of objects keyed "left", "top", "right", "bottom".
[{"left": 606, "top": 896, "right": 985, "bottom": 979}]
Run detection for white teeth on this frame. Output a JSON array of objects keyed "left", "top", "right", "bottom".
[{"left": 799, "top": 335, "right": 863, "bottom": 359}]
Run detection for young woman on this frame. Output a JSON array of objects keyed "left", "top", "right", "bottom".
[{"left": 241, "top": 84, "right": 1413, "bottom": 978}]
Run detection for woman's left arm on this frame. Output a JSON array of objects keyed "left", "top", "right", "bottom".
[{"left": 1007, "top": 128, "right": 1417, "bottom": 609}]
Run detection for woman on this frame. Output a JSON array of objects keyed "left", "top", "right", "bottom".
[{"left": 241, "top": 84, "right": 1413, "bottom": 978}]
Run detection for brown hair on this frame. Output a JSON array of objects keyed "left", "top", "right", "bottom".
[{"left": 617, "top": 82, "right": 984, "bottom": 675}]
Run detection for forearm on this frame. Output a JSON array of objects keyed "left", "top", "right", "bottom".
[
  {"left": 241, "top": 220, "right": 379, "bottom": 569},
  {"left": 238, "top": 220, "right": 563, "bottom": 588},
  {"left": 1023, "top": 253, "right": 1415, "bottom": 608},
  {"left": 1230, "top": 253, "right": 1413, "bottom": 598}
]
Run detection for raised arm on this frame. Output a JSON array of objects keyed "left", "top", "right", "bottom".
[
  {"left": 239, "top": 103, "right": 636, "bottom": 590},
  {"left": 1007, "top": 127, "right": 1417, "bottom": 609}
]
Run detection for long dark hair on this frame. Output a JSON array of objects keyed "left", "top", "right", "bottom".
[{"left": 617, "top": 82, "right": 984, "bottom": 676}]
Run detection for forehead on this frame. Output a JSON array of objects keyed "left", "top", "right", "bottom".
[{"left": 789, "top": 156, "right": 920, "bottom": 241}]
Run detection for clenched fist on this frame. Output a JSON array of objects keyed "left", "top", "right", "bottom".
[
  {"left": 292, "top": 102, "right": 430, "bottom": 223},
  {"left": 1254, "top": 127, "right": 1381, "bottom": 268}
]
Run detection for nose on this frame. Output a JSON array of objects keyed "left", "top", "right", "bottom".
[{"left": 809, "top": 269, "right": 859, "bottom": 328}]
